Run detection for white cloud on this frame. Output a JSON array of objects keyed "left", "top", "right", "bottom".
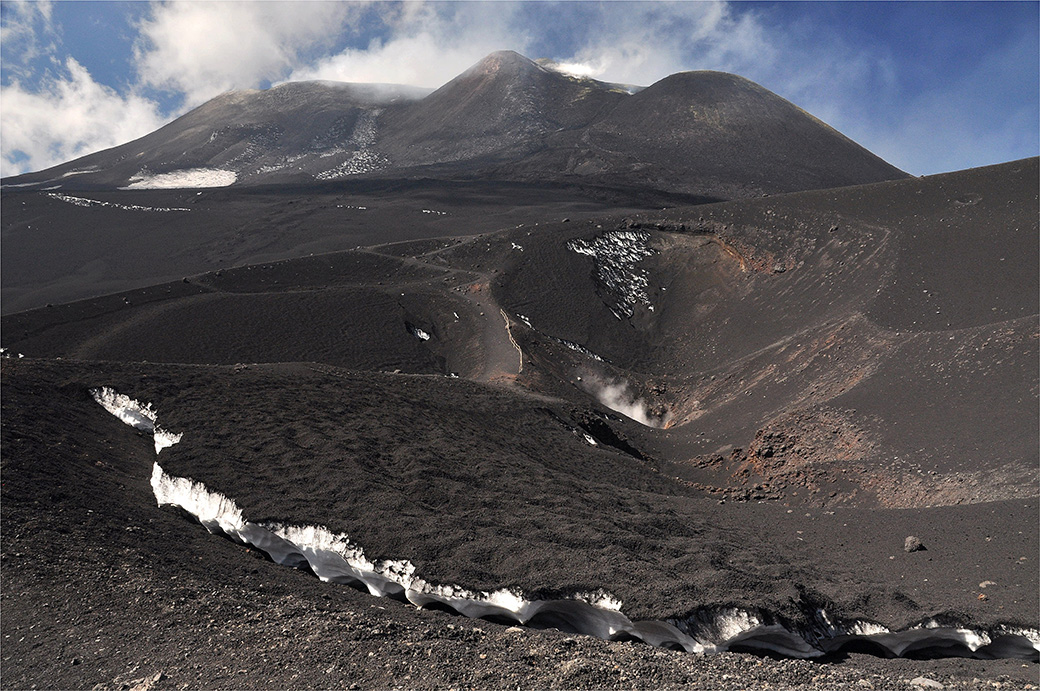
[
  {"left": 548, "top": 1, "right": 775, "bottom": 87},
  {"left": 753, "top": 14, "right": 1037, "bottom": 176},
  {"left": 133, "top": 1, "right": 358, "bottom": 106},
  {"left": 0, "top": 0, "right": 53, "bottom": 45},
  {"left": 283, "top": 1, "right": 774, "bottom": 91},
  {"left": 0, "top": 0, "right": 56, "bottom": 80},
  {"left": 284, "top": 3, "right": 530, "bottom": 88},
  {"left": 1, "top": 58, "right": 166, "bottom": 176}
]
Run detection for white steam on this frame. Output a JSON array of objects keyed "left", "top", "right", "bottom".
[{"left": 582, "top": 376, "right": 668, "bottom": 428}]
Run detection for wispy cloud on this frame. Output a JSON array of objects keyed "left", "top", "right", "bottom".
[
  {"left": 543, "top": 1, "right": 775, "bottom": 87},
  {"left": 1, "top": 58, "right": 165, "bottom": 176},
  {"left": 0, "top": 0, "right": 56, "bottom": 81},
  {"left": 132, "top": 1, "right": 358, "bottom": 107},
  {"left": 828, "top": 27, "right": 1040, "bottom": 176},
  {"left": 284, "top": 3, "right": 531, "bottom": 87}
]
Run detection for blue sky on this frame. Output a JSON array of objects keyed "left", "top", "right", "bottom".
[{"left": 2, "top": 1, "right": 1037, "bottom": 177}]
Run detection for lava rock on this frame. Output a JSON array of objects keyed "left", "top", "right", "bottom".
[{"left": 904, "top": 536, "right": 926, "bottom": 553}]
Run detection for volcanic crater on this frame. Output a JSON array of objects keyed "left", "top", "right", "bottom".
[{"left": 2, "top": 51, "right": 1037, "bottom": 690}]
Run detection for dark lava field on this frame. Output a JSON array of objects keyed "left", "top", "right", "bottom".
[{"left": 2, "top": 52, "right": 1037, "bottom": 690}]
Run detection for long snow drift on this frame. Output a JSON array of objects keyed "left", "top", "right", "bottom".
[
  {"left": 91, "top": 387, "right": 1040, "bottom": 661},
  {"left": 122, "top": 168, "right": 237, "bottom": 189},
  {"left": 47, "top": 192, "right": 190, "bottom": 212},
  {"left": 91, "top": 387, "right": 181, "bottom": 453}
]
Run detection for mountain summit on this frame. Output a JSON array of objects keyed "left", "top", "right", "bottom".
[
  {"left": 469, "top": 49, "right": 549, "bottom": 77},
  {"left": 3, "top": 51, "right": 907, "bottom": 197}
]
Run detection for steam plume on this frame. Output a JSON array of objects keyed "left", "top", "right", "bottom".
[{"left": 582, "top": 376, "right": 669, "bottom": 428}]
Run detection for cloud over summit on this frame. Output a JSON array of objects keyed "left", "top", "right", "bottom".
[{"left": 133, "top": 2, "right": 357, "bottom": 107}]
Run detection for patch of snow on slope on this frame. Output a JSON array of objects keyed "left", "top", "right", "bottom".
[
  {"left": 567, "top": 230, "right": 657, "bottom": 319},
  {"left": 123, "top": 168, "right": 237, "bottom": 189},
  {"left": 554, "top": 336, "right": 604, "bottom": 362},
  {"left": 315, "top": 111, "right": 388, "bottom": 180},
  {"left": 150, "top": 461, "right": 632, "bottom": 635},
  {"left": 90, "top": 387, "right": 182, "bottom": 454},
  {"left": 60, "top": 167, "right": 99, "bottom": 177},
  {"left": 46, "top": 192, "right": 190, "bottom": 212},
  {"left": 91, "top": 387, "right": 157, "bottom": 432}
]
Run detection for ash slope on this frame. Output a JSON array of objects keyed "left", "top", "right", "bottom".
[
  {"left": 4, "top": 367, "right": 1036, "bottom": 691},
  {"left": 5, "top": 359, "right": 1040, "bottom": 656},
  {"left": 6, "top": 159, "right": 1036, "bottom": 512},
  {"left": 2, "top": 159, "right": 1037, "bottom": 668},
  {"left": 1, "top": 178, "right": 688, "bottom": 314},
  {"left": 2, "top": 51, "right": 905, "bottom": 198}
]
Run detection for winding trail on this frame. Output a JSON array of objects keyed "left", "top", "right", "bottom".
[{"left": 363, "top": 241, "right": 523, "bottom": 384}]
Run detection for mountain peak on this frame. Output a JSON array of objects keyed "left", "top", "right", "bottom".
[{"left": 469, "top": 50, "right": 546, "bottom": 77}]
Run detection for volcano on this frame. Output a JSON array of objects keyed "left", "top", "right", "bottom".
[
  {"left": 2, "top": 52, "right": 1037, "bottom": 689},
  {"left": 3, "top": 51, "right": 904, "bottom": 197}
]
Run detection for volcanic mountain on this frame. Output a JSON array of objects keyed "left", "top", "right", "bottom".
[
  {"left": 3, "top": 51, "right": 905, "bottom": 198},
  {"left": 1, "top": 51, "right": 1037, "bottom": 690}
]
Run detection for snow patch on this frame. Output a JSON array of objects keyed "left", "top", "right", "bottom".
[
  {"left": 554, "top": 337, "right": 604, "bottom": 362},
  {"left": 91, "top": 387, "right": 157, "bottom": 432},
  {"left": 123, "top": 168, "right": 237, "bottom": 189},
  {"left": 150, "top": 461, "right": 631, "bottom": 634},
  {"left": 46, "top": 192, "right": 190, "bottom": 212},
  {"left": 315, "top": 111, "right": 388, "bottom": 180},
  {"left": 60, "top": 167, "right": 99, "bottom": 177},
  {"left": 567, "top": 230, "right": 656, "bottom": 319},
  {"left": 90, "top": 387, "right": 181, "bottom": 454}
]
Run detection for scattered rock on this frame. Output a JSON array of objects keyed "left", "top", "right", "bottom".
[
  {"left": 910, "top": 676, "right": 944, "bottom": 689},
  {"left": 979, "top": 580, "right": 996, "bottom": 588},
  {"left": 904, "top": 536, "right": 925, "bottom": 552},
  {"left": 127, "top": 672, "right": 166, "bottom": 691}
]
